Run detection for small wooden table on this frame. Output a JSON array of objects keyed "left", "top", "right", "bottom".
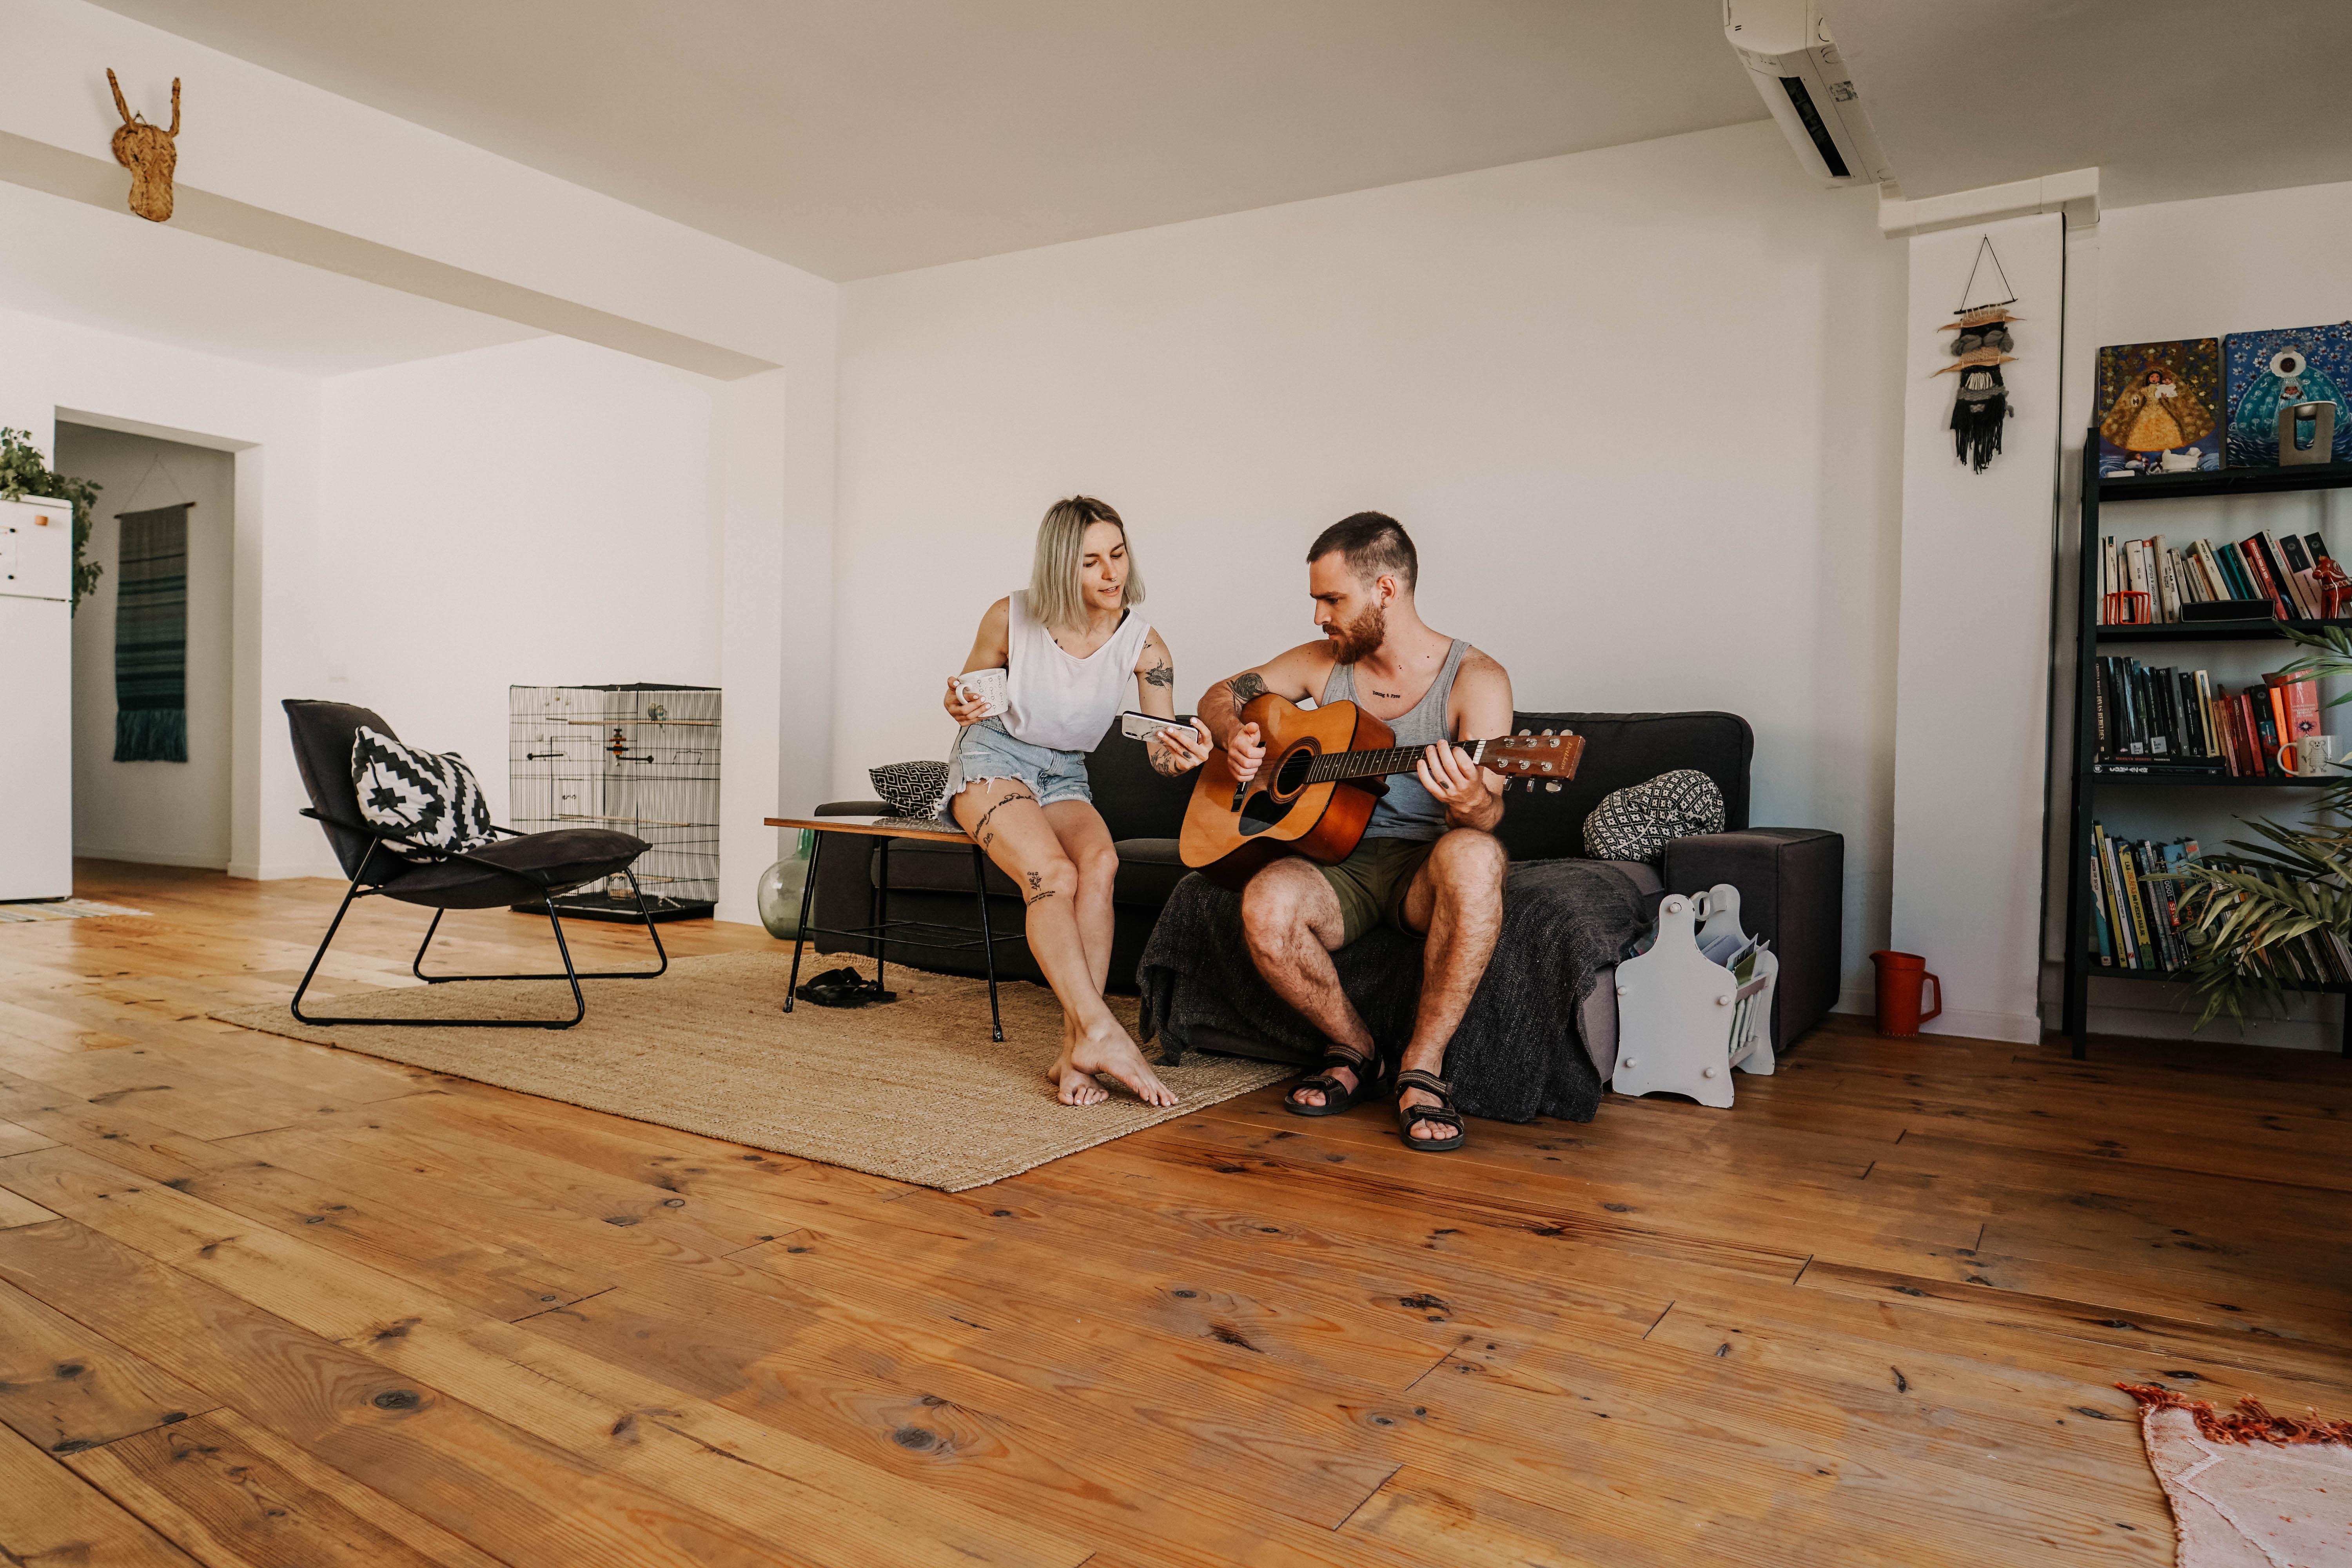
[{"left": 764, "top": 813, "right": 1019, "bottom": 1041}]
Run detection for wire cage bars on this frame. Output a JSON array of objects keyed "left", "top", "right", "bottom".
[{"left": 508, "top": 684, "right": 720, "bottom": 921}]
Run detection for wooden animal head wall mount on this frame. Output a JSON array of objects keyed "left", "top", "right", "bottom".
[{"left": 105, "top": 69, "right": 180, "bottom": 222}]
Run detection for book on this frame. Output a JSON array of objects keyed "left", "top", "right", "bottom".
[
  {"left": 2261, "top": 530, "right": 2318, "bottom": 618},
  {"left": 2267, "top": 668, "right": 2322, "bottom": 741},
  {"left": 2089, "top": 853, "right": 2113, "bottom": 965}
]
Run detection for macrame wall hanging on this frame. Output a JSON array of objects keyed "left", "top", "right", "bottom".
[{"left": 1934, "top": 236, "right": 2022, "bottom": 473}]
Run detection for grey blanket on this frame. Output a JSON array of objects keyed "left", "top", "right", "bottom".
[{"left": 1137, "top": 858, "right": 1655, "bottom": 1124}]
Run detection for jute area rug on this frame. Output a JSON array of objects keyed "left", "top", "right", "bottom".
[{"left": 214, "top": 953, "right": 1291, "bottom": 1192}]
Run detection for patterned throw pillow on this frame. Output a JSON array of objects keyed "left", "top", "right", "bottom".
[
  {"left": 352, "top": 726, "right": 494, "bottom": 861},
  {"left": 1582, "top": 769, "right": 1725, "bottom": 865},
  {"left": 870, "top": 760, "right": 951, "bottom": 821}
]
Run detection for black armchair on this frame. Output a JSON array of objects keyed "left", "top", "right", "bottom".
[{"left": 282, "top": 699, "right": 666, "bottom": 1029}]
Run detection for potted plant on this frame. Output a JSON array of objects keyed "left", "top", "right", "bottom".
[
  {"left": 2165, "top": 624, "right": 2352, "bottom": 1028},
  {"left": 0, "top": 427, "right": 102, "bottom": 610}
]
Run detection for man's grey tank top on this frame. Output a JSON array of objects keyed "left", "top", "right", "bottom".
[{"left": 1322, "top": 638, "right": 1470, "bottom": 842}]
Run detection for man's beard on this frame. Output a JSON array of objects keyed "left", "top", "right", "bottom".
[{"left": 1325, "top": 603, "right": 1386, "bottom": 664}]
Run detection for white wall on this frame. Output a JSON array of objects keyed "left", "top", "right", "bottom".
[
  {"left": 0, "top": 303, "right": 323, "bottom": 880},
  {"left": 58, "top": 423, "right": 236, "bottom": 867},
  {"left": 318, "top": 338, "right": 724, "bottom": 808},
  {"left": 1887, "top": 214, "right": 2065, "bottom": 1044},
  {"left": 833, "top": 120, "right": 1908, "bottom": 995},
  {"left": 2046, "top": 176, "right": 2352, "bottom": 1049}
]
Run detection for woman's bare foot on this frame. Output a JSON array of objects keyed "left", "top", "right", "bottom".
[
  {"left": 1045, "top": 1011, "right": 1111, "bottom": 1105},
  {"left": 1060, "top": 1019, "right": 1176, "bottom": 1107}
]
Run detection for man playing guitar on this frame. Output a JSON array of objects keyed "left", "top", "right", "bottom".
[{"left": 1196, "top": 513, "right": 1512, "bottom": 1151}]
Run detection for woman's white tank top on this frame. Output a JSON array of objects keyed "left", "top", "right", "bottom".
[{"left": 1002, "top": 590, "right": 1154, "bottom": 752}]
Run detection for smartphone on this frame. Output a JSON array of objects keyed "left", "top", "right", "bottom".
[{"left": 1120, "top": 711, "right": 1203, "bottom": 744}]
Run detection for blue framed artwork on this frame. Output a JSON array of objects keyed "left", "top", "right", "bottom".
[
  {"left": 2096, "top": 338, "right": 2223, "bottom": 477},
  {"left": 2224, "top": 322, "right": 2352, "bottom": 467}
]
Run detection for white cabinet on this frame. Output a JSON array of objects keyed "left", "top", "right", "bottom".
[{"left": 0, "top": 497, "right": 75, "bottom": 900}]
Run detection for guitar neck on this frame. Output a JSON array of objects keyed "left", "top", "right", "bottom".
[{"left": 1305, "top": 739, "right": 1494, "bottom": 785}]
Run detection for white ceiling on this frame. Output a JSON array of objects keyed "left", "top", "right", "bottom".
[
  {"left": 1835, "top": 0, "right": 2352, "bottom": 211},
  {"left": 0, "top": 178, "right": 538, "bottom": 376},
  {"left": 82, "top": 0, "right": 1765, "bottom": 281}
]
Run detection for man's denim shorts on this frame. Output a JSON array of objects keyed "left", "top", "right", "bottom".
[{"left": 952, "top": 718, "right": 1093, "bottom": 808}]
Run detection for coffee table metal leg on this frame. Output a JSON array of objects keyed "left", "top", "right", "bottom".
[
  {"left": 972, "top": 843, "right": 1004, "bottom": 1042},
  {"left": 875, "top": 839, "right": 890, "bottom": 995},
  {"left": 783, "top": 828, "right": 826, "bottom": 1013}
]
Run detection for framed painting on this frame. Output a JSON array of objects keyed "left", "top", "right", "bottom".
[
  {"left": 2096, "top": 338, "right": 2223, "bottom": 477},
  {"left": 2224, "top": 322, "right": 2352, "bottom": 467}
]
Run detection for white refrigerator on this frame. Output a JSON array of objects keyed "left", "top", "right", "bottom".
[{"left": 0, "top": 496, "right": 74, "bottom": 901}]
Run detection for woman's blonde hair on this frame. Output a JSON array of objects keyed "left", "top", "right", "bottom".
[{"left": 1029, "top": 495, "right": 1144, "bottom": 632}]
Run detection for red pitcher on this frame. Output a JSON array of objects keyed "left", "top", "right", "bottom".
[{"left": 1868, "top": 950, "right": 1942, "bottom": 1038}]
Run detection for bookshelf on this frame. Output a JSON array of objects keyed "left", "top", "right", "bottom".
[{"left": 2062, "top": 445, "right": 2352, "bottom": 1060}]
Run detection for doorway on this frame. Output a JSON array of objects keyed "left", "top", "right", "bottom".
[{"left": 58, "top": 423, "right": 235, "bottom": 869}]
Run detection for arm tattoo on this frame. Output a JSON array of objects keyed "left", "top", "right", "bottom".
[
  {"left": 1147, "top": 737, "right": 1184, "bottom": 776},
  {"left": 1230, "top": 672, "right": 1267, "bottom": 719},
  {"left": 1141, "top": 658, "right": 1174, "bottom": 689}
]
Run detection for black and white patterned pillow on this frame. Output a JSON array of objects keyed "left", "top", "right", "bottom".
[
  {"left": 1582, "top": 769, "right": 1725, "bottom": 865},
  {"left": 352, "top": 726, "right": 494, "bottom": 861},
  {"left": 869, "top": 760, "right": 951, "bottom": 821}
]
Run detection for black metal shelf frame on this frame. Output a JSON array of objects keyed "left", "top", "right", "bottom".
[{"left": 2062, "top": 442, "right": 2352, "bottom": 1060}]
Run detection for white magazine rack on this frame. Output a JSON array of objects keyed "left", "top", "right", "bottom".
[{"left": 1611, "top": 883, "right": 1777, "bottom": 1110}]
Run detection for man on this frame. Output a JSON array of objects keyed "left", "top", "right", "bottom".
[{"left": 1197, "top": 513, "right": 1512, "bottom": 1151}]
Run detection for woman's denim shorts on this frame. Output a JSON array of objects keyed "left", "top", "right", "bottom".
[{"left": 951, "top": 718, "right": 1093, "bottom": 808}]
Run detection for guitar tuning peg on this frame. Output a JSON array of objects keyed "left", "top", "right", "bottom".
[
  {"left": 1517, "top": 729, "right": 1531, "bottom": 737},
  {"left": 1545, "top": 780, "right": 1561, "bottom": 792},
  {"left": 1541, "top": 728, "right": 1553, "bottom": 736}
]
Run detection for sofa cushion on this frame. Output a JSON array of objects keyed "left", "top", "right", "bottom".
[
  {"left": 1582, "top": 769, "right": 1726, "bottom": 865},
  {"left": 1494, "top": 711, "right": 1751, "bottom": 863},
  {"left": 1111, "top": 838, "right": 1189, "bottom": 907},
  {"left": 1079, "top": 718, "right": 1196, "bottom": 842}
]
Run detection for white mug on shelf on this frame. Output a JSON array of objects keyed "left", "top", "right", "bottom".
[
  {"left": 2278, "top": 734, "right": 2338, "bottom": 776},
  {"left": 951, "top": 667, "right": 1009, "bottom": 719}
]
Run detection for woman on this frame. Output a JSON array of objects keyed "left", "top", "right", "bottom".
[{"left": 945, "top": 496, "right": 1211, "bottom": 1107}]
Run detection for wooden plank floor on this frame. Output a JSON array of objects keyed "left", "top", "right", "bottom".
[{"left": 2, "top": 861, "right": 2347, "bottom": 1566}]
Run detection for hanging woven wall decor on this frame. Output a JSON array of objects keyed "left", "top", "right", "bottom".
[
  {"left": 1933, "top": 237, "right": 2022, "bottom": 474},
  {"left": 113, "top": 503, "right": 191, "bottom": 762},
  {"left": 105, "top": 69, "right": 181, "bottom": 223}
]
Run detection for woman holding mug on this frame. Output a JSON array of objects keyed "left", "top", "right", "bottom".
[{"left": 945, "top": 496, "right": 1211, "bottom": 1106}]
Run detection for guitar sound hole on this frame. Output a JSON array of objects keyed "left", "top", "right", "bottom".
[
  {"left": 1237, "top": 789, "right": 1293, "bottom": 836},
  {"left": 1272, "top": 746, "right": 1317, "bottom": 800}
]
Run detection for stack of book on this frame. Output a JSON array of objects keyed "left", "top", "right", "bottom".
[
  {"left": 2097, "top": 530, "right": 2343, "bottom": 624},
  {"left": 2092, "top": 828, "right": 2352, "bottom": 984},
  {"left": 2087, "top": 828, "right": 2198, "bottom": 970},
  {"left": 2094, "top": 659, "right": 2319, "bottom": 777}
]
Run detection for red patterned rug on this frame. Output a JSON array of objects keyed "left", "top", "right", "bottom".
[{"left": 2121, "top": 1384, "right": 2352, "bottom": 1566}]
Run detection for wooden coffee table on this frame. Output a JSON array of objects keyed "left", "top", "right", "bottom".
[{"left": 764, "top": 813, "right": 1021, "bottom": 1041}]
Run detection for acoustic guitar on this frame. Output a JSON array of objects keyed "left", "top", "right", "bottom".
[{"left": 1178, "top": 693, "right": 1585, "bottom": 889}]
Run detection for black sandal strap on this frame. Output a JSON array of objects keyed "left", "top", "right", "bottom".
[
  {"left": 1393, "top": 1067, "right": 1454, "bottom": 1102},
  {"left": 1317, "top": 1044, "right": 1374, "bottom": 1075},
  {"left": 1292, "top": 1073, "right": 1352, "bottom": 1097}
]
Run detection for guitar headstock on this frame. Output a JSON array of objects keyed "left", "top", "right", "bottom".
[{"left": 1475, "top": 730, "right": 1584, "bottom": 783}]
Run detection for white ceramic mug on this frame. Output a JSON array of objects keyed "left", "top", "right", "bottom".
[
  {"left": 951, "top": 667, "right": 1009, "bottom": 719},
  {"left": 2278, "top": 734, "right": 2337, "bottom": 776}
]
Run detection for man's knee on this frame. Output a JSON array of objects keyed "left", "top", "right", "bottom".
[
  {"left": 1430, "top": 829, "right": 1507, "bottom": 892},
  {"left": 1241, "top": 872, "right": 1315, "bottom": 951}
]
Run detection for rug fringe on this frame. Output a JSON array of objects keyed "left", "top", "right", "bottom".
[{"left": 2119, "top": 1382, "right": 2352, "bottom": 1446}]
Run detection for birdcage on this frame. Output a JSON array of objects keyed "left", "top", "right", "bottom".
[{"left": 508, "top": 684, "right": 720, "bottom": 921}]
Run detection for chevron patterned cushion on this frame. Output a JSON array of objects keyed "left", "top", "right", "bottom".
[{"left": 351, "top": 725, "right": 495, "bottom": 862}]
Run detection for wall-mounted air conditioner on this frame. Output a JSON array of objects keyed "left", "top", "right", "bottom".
[{"left": 1724, "top": 0, "right": 1891, "bottom": 189}]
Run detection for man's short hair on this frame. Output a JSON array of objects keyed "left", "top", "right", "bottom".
[{"left": 1307, "top": 512, "right": 1417, "bottom": 592}]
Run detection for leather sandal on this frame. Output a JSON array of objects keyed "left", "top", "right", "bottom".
[
  {"left": 1393, "top": 1068, "right": 1466, "bottom": 1152},
  {"left": 1285, "top": 1045, "right": 1377, "bottom": 1118}
]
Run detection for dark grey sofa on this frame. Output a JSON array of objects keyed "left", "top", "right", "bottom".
[{"left": 809, "top": 710, "right": 1843, "bottom": 1051}]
